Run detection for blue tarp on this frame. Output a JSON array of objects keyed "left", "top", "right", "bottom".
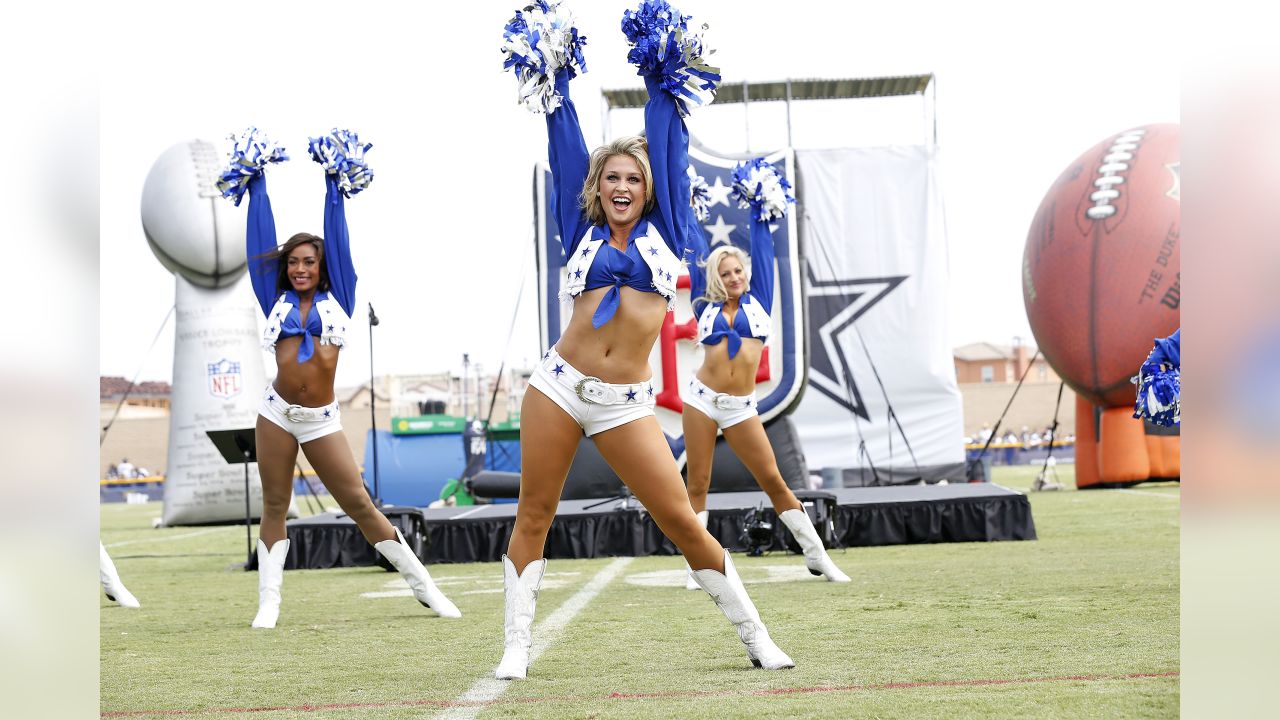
[
  {"left": 362, "top": 431, "right": 524, "bottom": 506},
  {"left": 363, "top": 430, "right": 466, "bottom": 506}
]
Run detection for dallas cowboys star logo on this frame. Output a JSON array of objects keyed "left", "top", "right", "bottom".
[
  {"left": 805, "top": 263, "right": 907, "bottom": 420},
  {"left": 704, "top": 214, "right": 737, "bottom": 247},
  {"left": 625, "top": 389, "right": 638, "bottom": 402},
  {"left": 323, "top": 409, "right": 331, "bottom": 417},
  {"left": 552, "top": 364, "right": 565, "bottom": 376}
]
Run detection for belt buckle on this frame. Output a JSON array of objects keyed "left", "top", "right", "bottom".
[
  {"left": 575, "top": 376, "right": 603, "bottom": 404},
  {"left": 713, "top": 393, "right": 735, "bottom": 411},
  {"left": 284, "top": 406, "right": 308, "bottom": 422}
]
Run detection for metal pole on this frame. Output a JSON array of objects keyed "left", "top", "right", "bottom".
[
  {"left": 930, "top": 74, "right": 938, "bottom": 149},
  {"left": 462, "top": 353, "right": 470, "bottom": 419},
  {"left": 243, "top": 455, "right": 252, "bottom": 565},
  {"left": 601, "top": 91, "right": 610, "bottom": 145},
  {"left": 785, "top": 79, "right": 794, "bottom": 148},
  {"left": 368, "top": 303, "right": 380, "bottom": 504}
]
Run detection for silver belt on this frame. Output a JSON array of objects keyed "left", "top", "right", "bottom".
[
  {"left": 712, "top": 392, "right": 753, "bottom": 411},
  {"left": 267, "top": 392, "right": 335, "bottom": 423},
  {"left": 283, "top": 405, "right": 329, "bottom": 422},
  {"left": 573, "top": 376, "right": 650, "bottom": 406}
]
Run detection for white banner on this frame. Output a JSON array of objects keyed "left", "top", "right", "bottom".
[
  {"left": 161, "top": 274, "right": 296, "bottom": 525},
  {"left": 793, "top": 146, "right": 965, "bottom": 482}
]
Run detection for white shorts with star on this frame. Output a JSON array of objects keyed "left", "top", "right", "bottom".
[
  {"left": 681, "top": 377, "right": 758, "bottom": 430},
  {"left": 258, "top": 384, "right": 344, "bottom": 444},
  {"left": 527, "top": 347, "right": 656, "bottom": 437}
]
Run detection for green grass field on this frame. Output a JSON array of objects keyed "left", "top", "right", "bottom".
[{"left": 100, "top": 466, "right": 1179, "bottom": 719}]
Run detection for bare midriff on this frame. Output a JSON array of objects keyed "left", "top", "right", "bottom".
[
  {"left": 556, "top": 285, "right": 668, "bottom": 383},
  {"left": 272, "top": 337, "right": 340, "bottom": 407},
  {"left": 697, "top": 335, "right": 764, "bottom": 397}
]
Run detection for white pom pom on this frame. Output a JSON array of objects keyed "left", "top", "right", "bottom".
[{"left": 501, "top": 1, "right": 588, "bottom": 114}]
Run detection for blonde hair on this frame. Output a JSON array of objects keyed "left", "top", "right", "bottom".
[
  {"left": 579, "top": 136, "right": 655, "bottom": 227},
  {"left": 702, "top": 245, "right": 751, "bottom": 304}
]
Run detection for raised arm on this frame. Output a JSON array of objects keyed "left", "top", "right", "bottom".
[
  {"left": 747, "top": 217, "right": 776, "bottom": 315},
  {"left": 320, "top": 177, "right": 358, "bottom": 315},
  {"left": 687, "top": 212, "right": 711, "bottom": 318},
  {"left": 308, "top": 129, "right": 373, "bottom": 317},
  {"left": 217, "top": 129, "right": 289, "bottom": 316},
  {"left": 546, "top": 70, "right": 591, "bottom": 255},
  {"left": 643, "top": 75, "right": 692, "bottom": 258},
  {"left": 731, "top": 157, "right": 792, "bottom": 315},
  {"left": 244, "top": 174, "right": 280, "bottom": 317},
  {"left": 1148, "top": 328, "right": 1181, "bottom": 369}
]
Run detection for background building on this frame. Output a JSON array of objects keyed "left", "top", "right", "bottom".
[{"left": 953, "top": 340, "right": 1075, "bottom": 442}]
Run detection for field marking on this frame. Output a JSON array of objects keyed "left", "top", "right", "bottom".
[
  {"left": 1109, "top": 489, "right": 1181, "bottom": 500},
  {"left": 104, "top": 528, "right": 230, "bottom": 548},
  {"left": 624, "top": 564, "right": 812, "bottom": 588},
  {"left": 99, "top": 670, "right": 1178, "bottom": 717},
  {"left": 435, "top": 556, "right": 633, "bottom": 720}
]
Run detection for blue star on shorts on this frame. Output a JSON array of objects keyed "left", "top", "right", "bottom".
[
  {"left": 625, "top": 389, "right": 638, "bottom": 402},
  {"left": 553, "top": 364, "right": 566, "bottom": 376}
]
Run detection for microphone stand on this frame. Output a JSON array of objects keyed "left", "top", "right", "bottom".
[{"left": 368, "top": 302, "right": 382, "bottom": 506}]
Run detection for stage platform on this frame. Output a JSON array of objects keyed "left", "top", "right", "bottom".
[{"left": 269, "top": 483, "right": 1035, "bottom": 569}]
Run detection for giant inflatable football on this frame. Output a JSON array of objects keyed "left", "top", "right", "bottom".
[{"left": 1022, "top": 124, "right": 1180, "bottom": 487}]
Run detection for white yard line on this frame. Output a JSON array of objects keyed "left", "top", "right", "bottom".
[
  {"left": 434, "top": 557, "right": 634, "bottom": 720},
  {"left": 104, "top": 527, "right": 230, "bottom": 548},
  {"left": 1110, "top": 488, "right": 1181, "bottom": 500}
]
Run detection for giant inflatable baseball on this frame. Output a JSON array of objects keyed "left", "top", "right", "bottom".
[
  {"left": 1022, "top": 124, "right": 1181, "bottom": 487},
  {"left": 141, "top": 139, "right": 294, "bottom": 524}
]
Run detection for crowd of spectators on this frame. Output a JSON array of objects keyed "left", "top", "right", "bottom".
[{"left": 105, "top": 458, "right": 153, "bottom": 480}]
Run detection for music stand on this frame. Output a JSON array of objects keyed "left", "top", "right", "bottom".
[{"left": 206, "top": 428, "right": 257, "bottom": 566}]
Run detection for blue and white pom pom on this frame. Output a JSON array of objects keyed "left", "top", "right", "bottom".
[
  {"left": 731, "top": 158, "right": 795, "bottom": 223},
  {"left": 501, "top": 1, "right": 588, "bottom": 114},
  {"left": 621, "top": 0, "right": 720, "bottom": 117},
  {"left": 1133, "top": 361, "right": 1180, "bottom": 426},
  {"left": 216, "top": 127, "right": 288, "bottom": 206},
  {"left": 308, "top": 129, "right": 373, "bottom": 198},
  {"left": 688, "top": 166, "right": 710, "bottom": 222}
]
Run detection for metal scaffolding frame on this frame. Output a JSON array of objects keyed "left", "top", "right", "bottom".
[{"left": 601, "top": 74, "right": 937, "bottom": 150}]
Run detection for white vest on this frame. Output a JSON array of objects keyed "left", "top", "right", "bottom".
[
  {"left": 561, "top": 225, "right": 683, "bottom": 310},
  {"left": 696, "top": 293, "right": 772, "bottom": 344},
  {"left": 261, "top": 293, "right": 351, "bottom": 353}
]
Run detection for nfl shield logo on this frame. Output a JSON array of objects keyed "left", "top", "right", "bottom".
[
  {"left": 534, "top": 146, "right": 807, "bottom": 461},
  {"left": 207, "top": 358, "right": 243, "bottom": 399}
]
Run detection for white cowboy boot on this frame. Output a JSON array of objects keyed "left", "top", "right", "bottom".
[
  {"left": 495, "top": 555, "right": 547, "bottom": 680},
  {"left": 779, "top": 508, "right": 851, "bottom": 583},
  {"left": 691, "top": 551, "right": 795, "bottom": 670},
  {"left": 99, "top": 542, "right": 140, "bottom": 608},
  {"left": 374, "top": 527, "right": 461, "bottom": 618},
  {"left": 685, "top": 510, "right": 709, "bottom": 590},
  {"left": 251, "top": 538, "right": 289, "bottom": 629}
]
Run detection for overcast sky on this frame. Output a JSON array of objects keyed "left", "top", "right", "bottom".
[{"left": 99, "top": 0, "right": 1179, "bottom": 389}]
